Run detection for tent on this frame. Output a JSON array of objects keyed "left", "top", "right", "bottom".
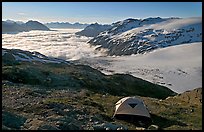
[{"left": 113, "top": 97, "right": 152, "bottom": 127}]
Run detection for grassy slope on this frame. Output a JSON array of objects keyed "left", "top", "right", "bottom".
[{"left": 2, "top": 61, "right": 176, "bottom": 99}]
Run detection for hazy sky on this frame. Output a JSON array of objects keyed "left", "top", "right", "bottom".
[{"left": 2, "top": 2, "right": 202, "bottom": 24}]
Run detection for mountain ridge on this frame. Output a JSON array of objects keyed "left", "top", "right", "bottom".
[
  {"left": 88, "top": 17, "right": 202, "bottom": 55},
  {"left": 2, "top": 20, "right": 50, "bottom": 34},
  {"left": 45, "top": 22, "right": 89, "bottom": 29}
]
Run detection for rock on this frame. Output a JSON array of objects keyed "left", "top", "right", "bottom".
[
  {"left": 135, "top": 127, "right": 146, "bottom": 130},
  {"left": 147, "top": 124, "right": 159, "bottom": 130},
  {"left": 25, "top": 118, "right": 32, "bottom": 124},
  {"left": 93, "top": 123, "right": 128, "bottom": 130},
  {"left": 56, "top": 121, "right": 63, "bottom": 126},
  {"left": 2, "top": 125, "right": 12, "bottom": 130},
  {"left": 93, "top": 124, "right": 105, "bottom": 130},
  {"left": 38, "top": 125, "right": 59, "bottom": 130},
  {"left": 27, "top": 119, "right": 44, "bottom": 130},
  {"left": 117, "top": 127, "right": 125, "bottom": 130},
  {"left": 57, "top": 121, "right": 81, "bottom": 130},
  {"left": 77, "top": 115, "right": 84, "bottom": 121},
  {"left": 64, "top": 109, "right": 70, "bottom": 112},
  {"left": 94, "top": 121, "right": 99, "bottom": 124}
]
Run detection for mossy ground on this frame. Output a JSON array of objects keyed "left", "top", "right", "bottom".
[{"left": 2, "top": 81, "right": 202, "bottom": 130}]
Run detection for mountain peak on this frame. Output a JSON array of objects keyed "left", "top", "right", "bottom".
[
  {"left": 75, "top": 22, "right": 112, "bottom": 37},
  {"left": 2, "top": 20, "right": 50, "bottom": 33},
  {"left": 91, "top": 22, "right": 99, "bottom": 25},
  {"left": 26, "top": 20, "right": 41, "bottom": 24}
]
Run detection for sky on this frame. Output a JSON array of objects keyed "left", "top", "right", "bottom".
[{"left": 2, "top": 2, "right": 202, "bottom": 24}]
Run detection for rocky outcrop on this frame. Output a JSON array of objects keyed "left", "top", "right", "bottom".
[
  {"left": 166, "top": 87, "right": 202, "bottom": 105},
  {"left": 93, "top": 123, "right": 128, "bottom": 130}
]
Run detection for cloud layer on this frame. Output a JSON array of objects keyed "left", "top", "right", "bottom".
[{"left": 2, "top": 28, "right": 107, "bottom": 61}]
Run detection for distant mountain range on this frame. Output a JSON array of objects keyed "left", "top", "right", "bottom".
[
  {"left": 75, "top": 23, "right": 112, "bottom": 37},
  {"left": 2, "top": 20, "right": 50, "bottom": 34},
  {"left": 4, "top": 19, "right": 25, "bottom": 24},
  {"left": 45, "top": 22, "right": 89, "bottom": 29},
  {"left": 82, "top": 17, "right": 202, "bottom": 56},
  {"left": 3, "top": 17, "right": 202, "bottom": 56}
]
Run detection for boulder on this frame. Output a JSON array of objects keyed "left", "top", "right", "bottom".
[
  {"left": 147, "top": 124, "right": 159, "bottom": 130},
  {"left": 93, "top": 122, "right": 128, "bottom": 130}
]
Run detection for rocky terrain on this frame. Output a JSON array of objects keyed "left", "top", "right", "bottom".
[
  {"left": 2, "top": 48, "right": 202, "bottom": 130},
  {"left": 2, "top": 20, "right": 50, "bottom": 34},
  {"left": 87, "top": 17, "right": 202, "bottom": 55}
]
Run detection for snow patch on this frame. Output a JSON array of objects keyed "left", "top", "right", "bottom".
[
  {"left": 13, "top": 54, "right": 32, "bottom": 62},
  {"left": 84, "top": 42, "right": 202, "bottom": 93}
]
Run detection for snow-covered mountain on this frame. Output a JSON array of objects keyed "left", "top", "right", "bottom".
[
  {"left": 45, "top": 22, "right": 89, "bottom": 29},
  {"left": 2, "top": 48, "right": 69, "bottom": 64},
  {"left": 102, "top": 17, "right": 172, "bottom": 36},
  {"left": 5, "top": 19, "right": 24, "bottom": 24},
  {"left": 2, "top": 20, "right": 50, "bottom": 34},
  {"left": 88, "top": 17, "right": 202, "bottom": 55},
  {"left": 75, "top": 23, "right": 112, "bottom": 37}
]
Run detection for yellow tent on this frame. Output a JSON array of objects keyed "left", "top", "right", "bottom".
[{"left": 113, "top": 96, "right": 151, "bottom": 126}]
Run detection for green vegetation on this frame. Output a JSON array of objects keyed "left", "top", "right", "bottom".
[{"left": 2, "top": 61, "right": 176, "bottom": 99}]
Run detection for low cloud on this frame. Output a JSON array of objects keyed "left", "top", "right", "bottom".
[{"left": 2, "top": 29, "right": 107, "bottom": 61}]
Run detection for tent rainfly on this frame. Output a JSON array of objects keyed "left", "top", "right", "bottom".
[{"left": 113, "top": 96, "right": 151, "bottom": 126}]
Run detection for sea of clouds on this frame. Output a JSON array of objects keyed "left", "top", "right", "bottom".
[
  {"left": 2, "top": 29, "right": 202, "bottom": 93},
  {"left": 2, "top": 29, "right": 107, "bottom": 61}
]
